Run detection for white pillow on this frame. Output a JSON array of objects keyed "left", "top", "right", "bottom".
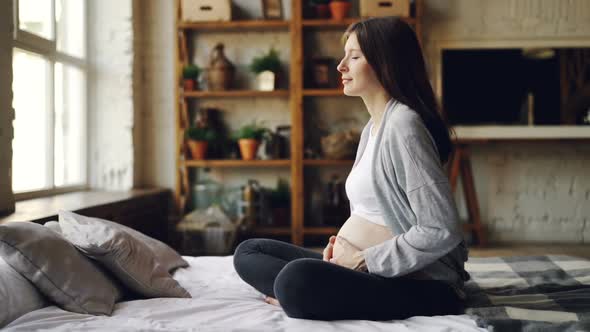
[
  {"left": 59, "top": 211, "right": 191, "bottom": 299},
  {"left": 0, "top": 257, "right": 48, "bottom": 327}
]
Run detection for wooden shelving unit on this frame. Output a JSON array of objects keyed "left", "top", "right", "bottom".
[
  {"left": 302, "top": 89, "right": 344, "bottom": 96},
  {"left": 303, "top": 226, "right": 339, "bottom": 235},
  {"left": 245, "top": 227, "right": 292, "bottom": 236},
  {"left": 302, "top": 17, "right": 416, "bottom": 28},
  {"left": 174, "top": 0, "right": 424, "bottom": 246},
  {"left": 303, "top": 159, "right": 354, "bottom": 166},
  {"left": 184, "top": 159, "right": 291, "bottom": 168},
  {"left": 183, "top": 90, "right": 290, "bottom": 98},
  {"left": 178, "top": 20, "right": 290, "bottom": 30}
]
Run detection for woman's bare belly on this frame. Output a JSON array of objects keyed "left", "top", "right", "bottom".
[{"left": 333, "top": 214, "right": 394, "bottom": 259}]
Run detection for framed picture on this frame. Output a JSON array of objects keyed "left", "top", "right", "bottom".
[{"left": 262, "top": 0, "right": 283, "bottom": 20}]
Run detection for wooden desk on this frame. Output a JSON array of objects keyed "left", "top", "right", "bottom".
[
  {"left": 449, "top": 137, "right": 590, "bottom": 247},
  {"left": 448, "top": 142, "right": 486, "bottom": 246}
]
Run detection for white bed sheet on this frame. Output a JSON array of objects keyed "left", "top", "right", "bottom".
[{"left": 5, "top": 256, "right": 485, "bottom": 332}]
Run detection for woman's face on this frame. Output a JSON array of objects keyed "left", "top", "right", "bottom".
[{"left": 337, "top": 33, "right": 382, "bottom": 97}]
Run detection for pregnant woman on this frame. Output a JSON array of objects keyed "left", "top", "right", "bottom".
[{"left": 233, "top": 16, "right": 470, "bottom": 321}]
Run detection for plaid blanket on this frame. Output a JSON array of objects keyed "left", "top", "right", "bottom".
[{"left": 464, "top": 255, "right": 590, "bottom": 332}]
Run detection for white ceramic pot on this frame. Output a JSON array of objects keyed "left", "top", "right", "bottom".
[{"left": 255, "top": 70, "right": 276, "bottom": 91}]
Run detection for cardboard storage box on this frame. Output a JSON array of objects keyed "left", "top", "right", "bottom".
[
  {"left": 360, "top": 0, "right": 410, "bottom": 18},
  {"left": 181, "top": 0, "right": 232, "bottom": 22}
]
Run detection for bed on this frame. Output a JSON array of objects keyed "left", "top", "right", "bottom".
[
  {"left": 4, "top": 254, "right": 590, "bottom": 332},
  {"left": 2, "top": 214, "right": 589, "bottom": 332}
]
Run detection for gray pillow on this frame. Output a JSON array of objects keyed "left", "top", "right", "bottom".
[
  {"left": 59, "top": 212, "right": 191, "bottom": 299},
  {"left": 0, "top": 257, "right": 47, "bottom": 327},
  {"left": 59, "top": 211, "right": 188, "bottom": 272},
  {"left": 0, "top": 222, "right": 123, "bottom": 316}
]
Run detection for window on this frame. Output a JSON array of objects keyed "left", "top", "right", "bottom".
[{"left": 12, "top": 0, "right": 87, "bottom": 198}]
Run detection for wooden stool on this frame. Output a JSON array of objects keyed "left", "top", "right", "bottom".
[{"left": 448, "top": 143, "right": 487, "bottom": 246}]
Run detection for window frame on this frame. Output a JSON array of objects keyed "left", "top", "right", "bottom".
[{"left": 12, "top": 0, "right": 89, "bottom": 201}]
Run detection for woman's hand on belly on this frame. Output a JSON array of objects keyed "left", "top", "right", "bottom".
[
  {"left": 322, "top": 235, "right": 336, "bottom": 262},
  {"left": 330, "top": 236, "right": 368, "bottom": 272}
]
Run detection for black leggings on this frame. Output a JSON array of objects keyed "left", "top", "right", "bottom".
[{"left": 233, "top": 238, "right": 464, "bottom": 321}]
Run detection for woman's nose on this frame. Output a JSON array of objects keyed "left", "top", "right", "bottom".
[{"left": 337, "top": 59, "right": 347, "bottom": 73}]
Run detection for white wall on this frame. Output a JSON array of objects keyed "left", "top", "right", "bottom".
[
  {"left": 134, "top": 0, "right": 176, "bottom": 189},
  {"left": 88, "top": 0, "right": 136, "bottom": 190},
  {"left": 423, "top": 0, "right": 590, "bottom": 243},
  {"left": 0, "top": 0, "right": 15, "bottom": 215}
]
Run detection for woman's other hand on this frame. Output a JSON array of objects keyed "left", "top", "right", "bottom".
[
  {"left": 330, "top": 236, "right": 368, "bottom": 272},
  {"left": 322, "top": 235, "right": 336, "bottom": 262},
  {"left": 264, "top": 296, "right": 280, "bottom": 307}
]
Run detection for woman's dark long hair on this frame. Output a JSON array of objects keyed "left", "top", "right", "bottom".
[{"left": 344, "top": 17, "right": 453, "bottom": 165}]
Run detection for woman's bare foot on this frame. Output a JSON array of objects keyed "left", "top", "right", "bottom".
[{"left": 264, "top": 296, "right": 280, "bottom": 306}]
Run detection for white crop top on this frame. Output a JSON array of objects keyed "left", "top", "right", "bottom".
[{"left": 345, "top": 125, "right": 386, "bottom": 226}]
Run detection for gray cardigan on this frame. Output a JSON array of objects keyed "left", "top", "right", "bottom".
[{"left": 357, "top": 99, "right": 470, "bottom": 291}]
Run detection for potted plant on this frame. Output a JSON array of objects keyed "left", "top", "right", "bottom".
[
  {"left": 186, "top": 126, "right": 217, "bottom": 160},
  {"left": 249, "top": 48, "right": 282, "bottom": 91},
  {"left": 232, "top": 121, "right": 270, "bottom": 160},
  {"left": 311, "top": 0, "right": 331, "bottom": 18},
  {"left": 329, "top": 0, "right": 351, "bottom": 20},
  {"left": 183, "top": 64, "right": 201, "bottom": 91},
  {"left": 268, "top": 178, "right": 291, "bottom": 226}
]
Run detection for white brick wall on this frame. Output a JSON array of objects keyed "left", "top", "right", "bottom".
[
  {"left": 88, "top": 0, "right": 135, "bottom": 190},
  {"left": 134, "top": 0, "right": 176, "bottom": 189},
  {"left": 0, "top": 0, "right": 15, "bottom": 215}
]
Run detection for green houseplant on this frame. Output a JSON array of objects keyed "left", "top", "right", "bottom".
[
  {"left": 232, "top": 121, "right": 270, "bottom": 160},
  {"left": 182, "top": 64, "right": 201, "bottom": 91},
  {"left": 186, "top": 126, "right": 216, "bottom": 160},
  {"left": 249, "top": 48, "right": 281, "bottom": 91}
]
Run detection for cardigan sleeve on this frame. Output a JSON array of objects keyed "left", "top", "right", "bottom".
[{"left": 362, "top": 120, "right": 463, "bottom": 278}]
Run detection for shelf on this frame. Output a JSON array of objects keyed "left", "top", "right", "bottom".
[
  {"left": 178, "top": 20, "right": 290, "bottom": 31},
  {"left": 453, "top": 125, "right": 590, "bottom": 141},
  {"left": 247, "top": 227, "right": 292, "bottom": 236},
  {"left": 302, "top": 17, "right": 415, "bottom": 28},
  {"left": 184, "top": 90, "right": 290, "bottom": 98},
  {"left": 304, "top": 159, "right": 354, "bottom": 166},
  {"left": 303, "top": 89, "right": 344, "bottom": 96},
  {"left": 184, "top": 159, "right": 291, "bottom": 168},
  {"left": 304, "top": 226, "right": 339, "bottom": 235}
]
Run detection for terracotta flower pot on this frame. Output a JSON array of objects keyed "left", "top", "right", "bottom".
[
  {"left": 314, "top": 4, "right": 330, "bottom": 18},
  {"left": 329, "top": 1, "right": 351, "bottom": 20},
  {"left": 183, "top": 79, "right": 195, "bottom": 91},
  {"left": 238, "top": 139, "right": 260, "bottom": 161},
  {"left": 187, "top": 140, "right": 208, "bottom": 160}
]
